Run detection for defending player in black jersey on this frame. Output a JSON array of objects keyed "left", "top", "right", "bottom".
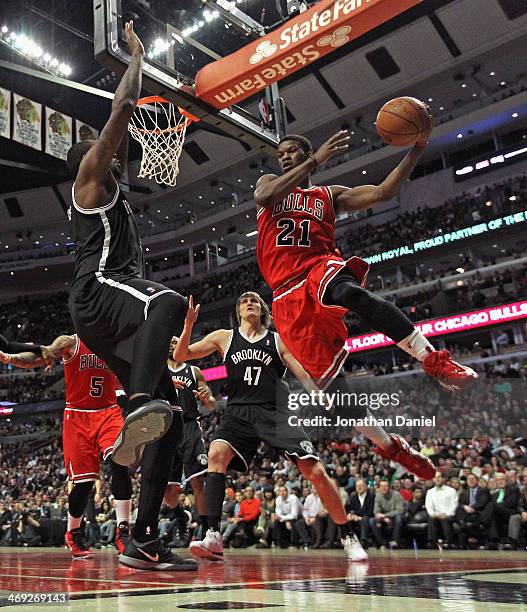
[
  {"left": 65, "top": 22, "right": 195, "bottom": 571},
  {"left": 166, "top": 337, "right": 216, "bottom": 537},
  {"left": 174, "top": 292, "right": 368, "bottom": 562}
]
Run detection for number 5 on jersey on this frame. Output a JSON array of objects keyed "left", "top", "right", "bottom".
[
  {"left": 90, "top": 376, "right": 104, "bottom": 397},
  {"left": 244, "top": 366, "right": 262, "bottom": 386}
]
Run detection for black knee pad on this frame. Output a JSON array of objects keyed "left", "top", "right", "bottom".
[
  {"left": 110, "top": 460, "right": 132, "bottom": 500},
  {"left": 68, "top": 481, "right": 94, "bottom": 518}
]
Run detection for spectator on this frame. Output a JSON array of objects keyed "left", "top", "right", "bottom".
[
  {"left": 346, "top": 478, "right": 375, "bottom": 546},
  {"left": 481, "top": 472, "right": 520, "bottom": 548},
  {"left": 273, "top": 486, "right": 300, "bottom": 549},
  {"left": 255, "top": 488, "right": 275, "bottom": 548},
  {"left": 220, "top": 489, "right": 236, "bottom": 536},
  {"left": 399, "top": 478, "right": 414, "bottom": 503},
  {"left": 237, "top": 487, "right": 261, "bottom": 546},
  {"left": 369, "top": 480, "right": 404, "bottom": 549},
  {"left": 456, "top": 473, "right": 490, "bottom": 548},
  {"left": 506, "top": 487, "right": 527, "bottom": 549},
  {"left": 223, "top": 491, "right": 244, "bottom": 547},
  {"left": 295, "top": 487, "right": 321, "bottom": 549},
  {"left": 97, "top": 499, "right": 116, "bottom": 546},
  {"left": 16, "top": 503, "right": 41, "bottom": 547},
  {"left": 425, "top": 472, "right": 458, "bottom": 548}
]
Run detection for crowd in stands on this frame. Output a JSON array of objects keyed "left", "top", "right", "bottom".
[{"left": 1, "top": 362, "right": 527, "bottom": 551}]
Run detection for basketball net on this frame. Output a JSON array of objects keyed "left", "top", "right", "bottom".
[{"left": 128, "top": 96, "right": 198, "bottom": 187}]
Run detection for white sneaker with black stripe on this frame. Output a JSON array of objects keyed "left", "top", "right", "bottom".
[{"left": 189, "top": 528, "right": 224, "bottom": 561}]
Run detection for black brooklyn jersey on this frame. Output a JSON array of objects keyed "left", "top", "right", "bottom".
[
  {"left": 224, "top": 329, "right": 287, "bottom": 409},
  {"left": 169, "top": 362, "right": 200, "bottom": 420},
  {"left": 69, "top": 183, "right": 145, "bottom": 284}
]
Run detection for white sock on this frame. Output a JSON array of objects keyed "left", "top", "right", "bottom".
[
  {"left": 115, "top": 499, "right": 131, "bottom": 525},
  {"left": 67, "top": 513, "right": 82, "bottom": 532},
  {"left": 357, "top": 412, "right": 392, "bottom": 449},
  {"left": 397, "top": 329, "right": 434, "bottom": 362}
]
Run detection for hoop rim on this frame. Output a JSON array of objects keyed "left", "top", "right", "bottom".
[{"left": 136, "top": 96, "right": 199, "bottom": 123}]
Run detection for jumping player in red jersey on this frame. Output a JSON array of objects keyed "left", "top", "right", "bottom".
[
  {"left": 0, "top": 335, "right": 132, "bottom": 559},
  {"left": 254, "top": 125, "right": 477, "bottom": 480}
]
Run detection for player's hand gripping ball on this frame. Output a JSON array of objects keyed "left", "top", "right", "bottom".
[{"left": 376, "top": 97, "right": 432, "bottom": 147}]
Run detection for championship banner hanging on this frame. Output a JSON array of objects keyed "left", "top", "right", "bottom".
[
  {"left": 196, "top": 0, "right": 421, "bottom": 109},
  {"left": 13, "top": 93, "right": 42, "bottom": 151},
  {"left": 0, "top": 88, "right": 11, "bottom": 139},
  {"left": 76, "top": 121, "right": 99, "bottom": 143},
  {"left": 45, "top": 107, "right": 73, "bottom": 160}
]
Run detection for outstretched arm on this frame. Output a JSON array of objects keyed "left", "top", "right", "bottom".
[
  {"left": 253, "top": 131, "right": 350, "bottom": 209},
  {"left": 333, "top": 144, "right": 427, "bottom": 213},
  {"left": 193, "top": 368, "right": 217, "bottom": 411},
  {"left": 75, "top": 21, "right": 143, "bottom": 208},
  {"left": 0, "top": 334, "right": 43, "bottom": 357},
  {"left": 0, "top": 334, "right": 76, "bottom": 369},
  {"left": 0, "top": 351, "right": 47, "bottom": 369},
  {"left": 173, "top": 296, "right": 228, "bottom": 361}
]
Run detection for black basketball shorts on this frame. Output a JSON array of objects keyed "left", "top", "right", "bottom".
[
  {"left": 169, "top": 419, "right": 208, "bottom": 485},
  {"left": 210, "top": 404, "right": 318, "bottom": 472}
]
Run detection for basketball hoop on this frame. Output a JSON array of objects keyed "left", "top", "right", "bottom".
[{"left": 128, "top": 96, "right": 198, "bottom": 187}]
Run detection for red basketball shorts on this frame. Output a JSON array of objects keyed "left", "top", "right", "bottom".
[
  {"left": 272, "top": 255, "right": 369, "bottom": 389},
  {"left": 63, "top": 405, "right": 124, "bottom": 483}
]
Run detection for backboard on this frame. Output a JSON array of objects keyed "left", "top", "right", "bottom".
[{"left": 93, "top": 0, "right": 288, "bottom": 153}]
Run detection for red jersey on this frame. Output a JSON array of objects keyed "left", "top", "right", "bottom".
[
  {"left": 63, "top": 336, "right": 117, "bottom": 410},
  {"left": 257, "top": 185, "right": 336, "bottom": 290}
]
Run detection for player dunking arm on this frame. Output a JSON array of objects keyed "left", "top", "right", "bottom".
[
  {"left": 253, "top": 125, "right": 478, "bottom": 480},
  {"left": 65, "top": 22, "right": 195, "bottom": 571},
  {"left": 174, "top": 293, "right": 368, "bottom": 562},
  {"left": 165, "top": 337, "right": 216, "bottom": 537},
  {"left": 0, "top": 335, "right": 133, "bottom": 559}
]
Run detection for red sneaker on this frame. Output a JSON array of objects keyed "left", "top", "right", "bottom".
[
  {"left": 115, "top": 521, "right": 130, "bottom": 555},
  {"left": 375, "top": 434, "right": 435, "bottom": 480},
  {"left": 422, "top": 349, "right": 478, "bottom": 391},
  {"left": 65, "top": 528, "right": 94, "bottom": 559}
]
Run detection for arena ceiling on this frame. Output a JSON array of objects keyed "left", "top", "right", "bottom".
[{"left": 0, "top": 0, "right": 526, "bottom": 231}]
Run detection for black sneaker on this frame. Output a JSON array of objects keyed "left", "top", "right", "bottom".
[
  {"left": 118, "top": 538, "right": 199, "bottom": 571},
  {"left": 112, "top": 400, "right": 174, "bottom": 466}
]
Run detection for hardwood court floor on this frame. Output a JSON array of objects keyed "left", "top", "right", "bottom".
[{"left": 0, "top": 547, "right": 526, "bottom": 610}]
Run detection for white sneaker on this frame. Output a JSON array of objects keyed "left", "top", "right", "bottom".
[
  {"left": 342, "top": 535, "right": 368, "bottom": 562},
  {"left": 189, "top": 528, "right": 224, "bottom": 561}
]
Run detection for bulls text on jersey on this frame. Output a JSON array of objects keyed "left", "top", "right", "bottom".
[
  {"left": 271, "top": 192, "right": 324, "bottom": 220},
  {"left": 79, "top": 353, "right": 112, "bottom": 372}
]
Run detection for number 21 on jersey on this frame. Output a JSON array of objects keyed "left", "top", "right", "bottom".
[{"left": 276, "top": 219, "right": 311, "bottom": 247}]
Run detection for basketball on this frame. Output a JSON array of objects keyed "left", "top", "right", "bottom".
[{"left": 376, "top": 97, "right": 432, "bottom": 146}]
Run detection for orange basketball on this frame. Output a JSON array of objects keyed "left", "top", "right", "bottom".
[{"left": 376, "top": 97, "right": 431, "bottom": 147}]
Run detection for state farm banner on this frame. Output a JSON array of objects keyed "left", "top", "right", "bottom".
[
  {"left": 76, "top": 121, "right": 99, "bottom": 142},
  {"left": 45, "top": 107, "right": 72, "bottom": 160},
  {"left": 346, "top": 301, "right": 527, "bottom": 353},
  {"left": 196, "top": 0, "right": 421, "bottom": 109},
  {"left": 13, "top": 93, "right": 42, "bottom": 150},
  {"left": 0, "top": 88, "right": 11, "bottom": 139}
]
